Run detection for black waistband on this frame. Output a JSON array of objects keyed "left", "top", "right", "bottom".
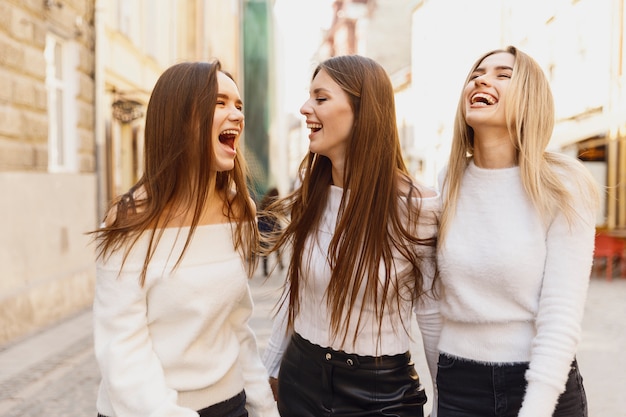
[
  {"left": 97, "top": 391, "right": 246, "bottom": 417},
  {"left": 197, "top": 390, "right": 246, "bottom": 417},
  {"left": 291, "top": 332, "right": 412, "bottom": 370}
]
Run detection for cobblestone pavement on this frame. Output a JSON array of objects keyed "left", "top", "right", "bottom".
[{"left": 0, "top": 265, "right": 624, "bottom": 416}]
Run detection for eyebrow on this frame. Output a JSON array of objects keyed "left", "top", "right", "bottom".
[
  {"left": 217, "top": 93, "right": 243, "bottom": 105},
  {"left": 473, "top": 65, "right": 514, "bottom": 73},
  {"left": 312, "top": 87, "right": 332, "bottom": 95}
]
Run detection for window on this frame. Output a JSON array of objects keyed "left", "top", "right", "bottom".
[{"left": 45, "top": 34, "right": 78, "bottom": 172}]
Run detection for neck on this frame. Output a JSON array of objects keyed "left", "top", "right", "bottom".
[
  {"left": 331, "top": 164, "right": 345, "bottom": 188},
  {"left": 473, "top": 133, "right": 517, "bottom": 169},
  {"left": 164, "top": 187, "right": 227, "bottom": 227}
]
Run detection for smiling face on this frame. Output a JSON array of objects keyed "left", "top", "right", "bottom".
[
  {"left": 211, "top": 71, "right": 244, "bottom": 172},
  {"left": 300, "top": 68, "right": 354, "bottom": 164},
  {"left": 463, "top": 52, "right": 515, "bottom": 134}
]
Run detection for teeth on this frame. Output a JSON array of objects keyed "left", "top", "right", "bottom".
[
  {"left": 221, "top": 129, "right": 239, "bottom": 136},
  {"left": 471, "top": 93, "right": 497, "bottom": 105},
  {"left": 307, "top": 123, "right": 322, "bottom": 130}
]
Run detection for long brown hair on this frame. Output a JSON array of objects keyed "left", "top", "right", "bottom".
[
  {"left": 266, "top": 55, "right": 436, "bottom": 346},
  {"left": 92, "top": 61, "right": 257, "bottom": 285},
  {"left": 440, "top": 46, "right": 599, "bottom": 245}
]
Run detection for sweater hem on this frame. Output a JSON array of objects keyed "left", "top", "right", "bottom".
[
  {"left": 177, "top": 364, "right": 244, "bottom": 411},
  {"left": 438, "top": 320, "right": 535, "bottom": 363}
]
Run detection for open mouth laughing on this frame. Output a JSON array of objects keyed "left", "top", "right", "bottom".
[
  {"left": 307, "top": 122, "right": 322, "bottom": 132},
  {"left": 219, "top": 129, "right": 238, "bottom": 150},
  {"left": 470, "top": 92, "right": 497, "bottom": 106}
]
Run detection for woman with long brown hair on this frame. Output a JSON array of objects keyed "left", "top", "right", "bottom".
[
  {"left": 261, "top": 55, "right": 441, "bottom": 417},
  {"left": 91, "top": 61, "right": 279, "bottom": 417}
]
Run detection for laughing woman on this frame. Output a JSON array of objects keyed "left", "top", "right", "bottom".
[
  {"left": 91, "top": 61, "right": 279, "bottom": 417},
  {"left": 436, "top": 46, "right": 599, "bottom": 417},
  {"left": 260, "top": 55, "right": 441, "bottom": 417}
]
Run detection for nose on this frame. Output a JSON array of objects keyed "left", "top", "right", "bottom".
[
  {"left": 229, "top": 107, "right": 244, "bottom": 122},
  {"left": 300, "top": 98, "right": 312, "bottom": 116},
  {"left": 473, "top": 74, "right": 490, "bottom": 86}
]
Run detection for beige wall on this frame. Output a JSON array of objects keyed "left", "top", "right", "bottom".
[
  {"left": 0, "top": 172, "right": 97, "bottom": 344},
  {"left": 0, "top": 0, "right": 246, "bottom": 346},
  {"left": 0, "top": 0, "right": 97, "bottom": 345},
  {"left": 99, "top": 0, "right": 244, "bottom": 204},
  {"left": 203, "top": 1, "right": 243, "bottom": 79}
]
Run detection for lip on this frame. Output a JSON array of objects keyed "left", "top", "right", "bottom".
[
  {"left": 469, "top": 91, "right": 498, "bottom": 107},
  {"left": 218, "top": 128, "right": 239, "bottom": 156},
  {"left": 218, "top": 140, "right": 236, "bottom": 156},
  {"left": 305, "top": 120, "right": 322, "bottom": 140}
]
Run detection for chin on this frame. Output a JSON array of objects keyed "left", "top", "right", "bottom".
[{"left": 215, "top": 162, "right": 235, "bottom": 172}]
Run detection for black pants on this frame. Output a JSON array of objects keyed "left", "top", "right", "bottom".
[
  {"left": 437, "top": 354, "right": 587, "bottom": 417},
  {"left": 97, "top": 390, "right": 247, "bottom": 417},
  {"left": 277, "top": 332, "right": 427, "bottom": 417}
]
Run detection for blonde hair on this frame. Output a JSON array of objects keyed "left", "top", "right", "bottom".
[{"left": 440, "top": 46, "right": 599, "bottom": 244}]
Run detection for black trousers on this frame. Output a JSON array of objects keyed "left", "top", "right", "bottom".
[
  {"left": 437, "top": 354, "right": 587, "bottom": 417},
  {"left": 277, "top": 332, "right": 427, "bottom": 417},
  {"left": 97, "top": 390, "right": 247, "bottom": 417}
]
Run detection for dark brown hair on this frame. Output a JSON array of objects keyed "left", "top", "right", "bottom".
[
  {"left": 93, "top": 61, "right": 257, "bottom": 285},
  {"left": 267, "top": 55, "right": 436, "bottom": 347}
]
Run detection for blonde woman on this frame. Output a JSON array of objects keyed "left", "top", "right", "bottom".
[{"left": 436, "top": 46, "right": 599, "bottom": 417}]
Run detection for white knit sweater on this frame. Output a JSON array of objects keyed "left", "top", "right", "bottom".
[
  {"left": 437, "top": 161, "right": 596, "bottom": 417},
  {"left": 93, "top": 223, "right": 279, "bottom": 417},
  {"left": 262, "top": 185, "right": 442, "bottom": 390}
]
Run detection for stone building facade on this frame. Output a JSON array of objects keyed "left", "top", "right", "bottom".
[
  {"left": 0, "top": 0, "right": 252, "bottom": 345},
  {"left": 0, "top": 0, "right": 97, "bottom": 344}
]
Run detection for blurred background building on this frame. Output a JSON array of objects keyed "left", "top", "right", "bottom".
[
  {"left": 0, "top": 0, "right": 624, "bottom": 345},
  {"left": 307, "top": 0, "right": 624, "bottom": 229},
  {"left": 0, "top": 0, "right": 99, "bottom": 345},
  {"left": 0, "top": 0, "right": 265, "bottom": 345}
]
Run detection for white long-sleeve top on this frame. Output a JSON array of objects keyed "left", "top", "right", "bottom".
[
  {"left": 437, "top": 161, "right": 596, "bottom": 417},
  {"left": 262, "top": 185, "right": 442, "bottom": 393},
  {"left": 93, "top": 223, "right": 279, "bottom": 417}
]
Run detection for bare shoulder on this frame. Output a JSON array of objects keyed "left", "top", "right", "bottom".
[{"left": 248, "top": 195, "right": 257, "bottom": 216}]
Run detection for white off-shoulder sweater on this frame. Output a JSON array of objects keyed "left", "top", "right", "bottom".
[
  {"left": 93, "top": 223, "right": 279, "bottom": 417},
  {"left": 262, "top": 185, "right": 442, "bottom": 389},
  {"left": 437, "top": 161, "right": 596, "bottom": 417}
]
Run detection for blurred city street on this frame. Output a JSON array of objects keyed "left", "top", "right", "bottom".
[
  {"left": 3, "top": 4, "right": 626, "bottom": 417},
  {"left": 0, "top": 263, "right": 624, "bottom": 417}
]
